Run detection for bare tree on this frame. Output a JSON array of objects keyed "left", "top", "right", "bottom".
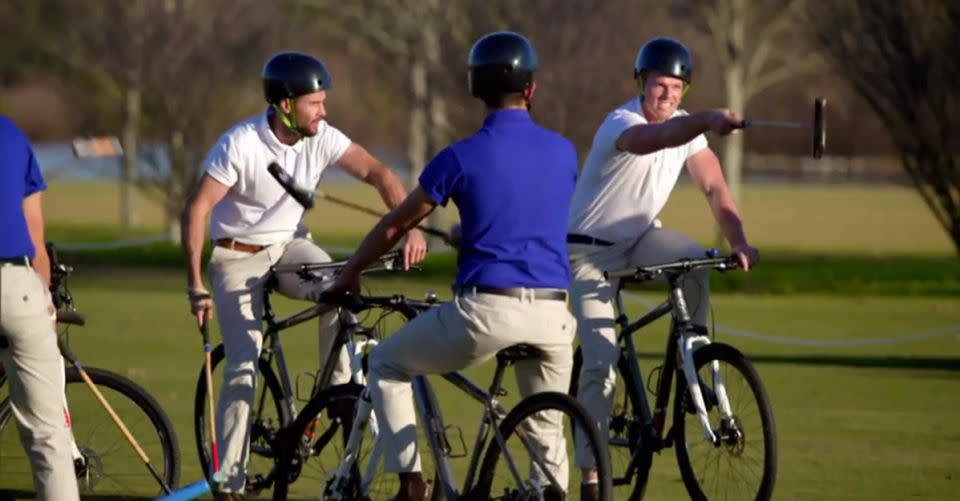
[
  {"left": 293, "top": 0, "right": 485, "bottom": 244},
  {"left": 811, "top": 0, "right": 960, "bottom": 254},
  {"left": 674, "top": 0, "right": 821, "bottom": 206}
]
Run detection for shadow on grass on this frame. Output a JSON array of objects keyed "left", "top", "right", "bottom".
[{"left": 639, "top": 352, "right": 960, "bottom": 371}]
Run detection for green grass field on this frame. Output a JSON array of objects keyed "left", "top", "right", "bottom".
[
  {"left": 43, "top": 180, "right": 956, "bottom": 256},
  {"left": 5, "top": 180, "right": 954, "bottom": 499},
  {"left": 1, "top": 270, "right": 955, "bottom": 500}
]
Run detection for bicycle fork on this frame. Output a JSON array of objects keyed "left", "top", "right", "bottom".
[{"left": 671, "top": 286, "right": 734, "bottom": 446}]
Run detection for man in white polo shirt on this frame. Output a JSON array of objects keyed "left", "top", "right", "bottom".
[
  {"left": 180, "top": 51, "right": 427, "bottom": 499},
  {"left": 567, "top": 37, "right": 759, "bottom": 490}
]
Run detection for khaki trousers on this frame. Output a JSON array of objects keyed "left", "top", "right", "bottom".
[
  {"left": 0, "top": 264, "right": 80, "bottom": 500},
  {"left": 367, "top": 289, "right": 576, "bottom": 490},
  {"left": 207, "top": 238, "right": 350, "bottom": 493},
  {"left": 569, "top": 227, "right": 708, "bottom": 468}
]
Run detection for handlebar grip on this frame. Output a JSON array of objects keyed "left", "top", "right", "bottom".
[{"left": 57, "top": 311, "right": 86, "bottom": 326}]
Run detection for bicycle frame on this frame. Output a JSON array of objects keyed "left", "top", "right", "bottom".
[
  {"left": 613, "top": 271, "right": 735, "bottom": 471},
  {"left": 326, "top": 301, "right": 558, "bottom": 501}
]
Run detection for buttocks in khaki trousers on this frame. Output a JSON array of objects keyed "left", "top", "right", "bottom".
[
  {"left": 367, "top": 288, "right": 577, "bottom": 490},
  {"left": 207, "top": 237, "right": 351, "bottom": 493}
]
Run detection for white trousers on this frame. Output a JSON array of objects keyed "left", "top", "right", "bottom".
[
  {"left": 569, "top": 227, "right": 709, "bottom": 468},
  {"left": 0, "top": 264, "right": 80, "bottom": 500},
  {"left": 207, "top": 238, "right": 350, "bottom": 493}
]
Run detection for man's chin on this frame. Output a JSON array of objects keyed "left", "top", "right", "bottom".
[{"left": 296, "top": 125, "right": 320, "bottom": 137}]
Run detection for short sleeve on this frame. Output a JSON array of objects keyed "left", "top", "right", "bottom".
[
  {"left": 686, "top": 133, "right": 708, "bottom": 159},
  {"left": 323, "top": 123, "right": 352, "bottom": 166},
  {"left": 418, "top": 147, "right": 463, "bottom": 207},
  {"left": 23, "top": 139, "right": 46, "bottom": 197},
  {"left": 595, "top": 109, "right": 644, "bottom": 154},
  {"left": 203, "top": 136, "right": 239, "bottom": 187}
]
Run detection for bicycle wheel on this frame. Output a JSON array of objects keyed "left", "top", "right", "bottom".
[
  {"left": 570, "top": 347, "right": 654, "bottom": 501},
  {"left": 673, "top": 343, "right": 777, "bottom": 501},
  {"left": 0, "top": 366, "right": 180, "bottom": 498},
  {"left": 193, "top": 343, "right": 289, "bottom": 495},
  {"left": 272, "top": 383, "right": 398, "bottom": 501},
  {"left": 473, "top": 391, "right": 614, "bottom": 501}
]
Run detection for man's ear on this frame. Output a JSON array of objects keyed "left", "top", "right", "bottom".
[{"left": 278, "top": 97, "right": 293, "bottom": 114}]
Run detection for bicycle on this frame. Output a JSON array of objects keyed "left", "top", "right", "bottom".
[
  {"left": 193, "top": 249, "right": 411, "bottom": 497},
  {"left": 270, "top": 291, "right": 615, "bottom": 501},
  {"left": 568, "top": 250, "right": 777, "bottom": 501},
  {"left": 0, "top": 243, "right": 181, "bottom": 498}
]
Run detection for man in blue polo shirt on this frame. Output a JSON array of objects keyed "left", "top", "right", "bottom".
[
  {"left": 0, "top": 116, "right": 80, "bottom": 500},
  {"left": 330, "top": 31, "right": 579, "bottom": 500}
]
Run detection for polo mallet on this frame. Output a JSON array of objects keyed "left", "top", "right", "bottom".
[
  {"left": 266, "top": 162, "right": 455, "bottom": 244},
  {"left": 739, "top": 97, "right": 827, "bottom": 158},
  {"left": 54, "top": 326, "right": 203, "bottom": 497},
  {"left": 199, "top": 318, "right": 224, "bottom": 485}
]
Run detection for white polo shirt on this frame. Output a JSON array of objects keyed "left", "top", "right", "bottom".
[
  {"left": 203, "top": 109, "right": 351, "bottom": 245},
  {"left": 568, "top": 97, "right": 707, "bottom": 242}
]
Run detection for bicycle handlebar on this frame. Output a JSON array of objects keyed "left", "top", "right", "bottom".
[
  {"left": 57, "top": 310, "right": 86, "bottom": 326},
  {"left": 316, "top": 290, "right": 438, "bottom": 315},
  {"left": 270, "top": 249, "right": 406, "bottom": 276},
  {"left": 605, "top": 254, "right": 740, "bottom": 281}
]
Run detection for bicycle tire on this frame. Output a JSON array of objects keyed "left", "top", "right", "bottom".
[
  {"left": 272, "top": 383, "right": 397, "bottom": 501},
  {"left": 0, "top": 366, "right": 180, "bottom": 498},
  {"left": 193, "top": 343, "right": 289, "bottom": 494},
  {"left": 472, "top": 391, "right": 614, "bottom": 501},
  {"left": 570, "top": 346, "right": 654, "bottom": 501},
  {"left": 673, "top": 343, "right": 777, "bottom": 501}
]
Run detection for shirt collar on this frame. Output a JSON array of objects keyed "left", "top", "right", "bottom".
[
  {"left": 257, "top": 107, "right": 305, "bottom": 155},
  {"left": 482, "top": 108, "right": 532, "bottom": 128}
]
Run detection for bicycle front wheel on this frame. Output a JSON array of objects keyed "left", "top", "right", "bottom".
[
  {"left": 272, "top": 383, "right": 397, "bottom": 501},
  {"left": 193, "top": 343, "right": 289, "bottom": 495},
  {"left": 673, "top": 343, "right": 777, "bottom": 501},
  {"left": 473, "top": 391, "right": 614, "bottom": 501},
  {"left": 0, "top": 366, "right": 180, "bottom": 498}
]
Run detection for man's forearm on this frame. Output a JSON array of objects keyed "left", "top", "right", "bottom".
[
  {"left": 621, "top": 113, "right": 710, "bottom": 154},
  {"left": 181, "top": 204, "right": 208, "bottom": 289},
  {"left": 341, "top": 217, "right": 408, "bottom": 278},
  {"left": 369, "top": 168, "right": 409, "bottom": 210},
  {"left": 710, "top": 191, "right": 748, "bottom": 248}
]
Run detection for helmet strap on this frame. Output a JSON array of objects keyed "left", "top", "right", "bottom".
[{"left": 271, "top": 99, "right": 303, "bottom": 138}]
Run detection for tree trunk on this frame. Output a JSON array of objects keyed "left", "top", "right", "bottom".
[
  {"left": 120, "top": 86, "right": 141, "bottom": 229},
  {"left": 166, "top": 129, "right": 185, "bottom": 244},
  {"left": 407, "top": 55, "right": 428, "bottom": 188},
  {"left": 716, "top": 63, "right": 745, "bottom": 247}
]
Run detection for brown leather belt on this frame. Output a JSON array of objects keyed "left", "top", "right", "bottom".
[
  {"left": 455, "top": 285, "right": 568, "bottom": 302},
  {"left": 215, "top": 238, "right": 266, "bottom": 253}
]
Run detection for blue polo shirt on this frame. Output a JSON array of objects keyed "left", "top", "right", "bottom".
[
  {"left": 419, "top": 109, "right": 578, "bottom": 289},
  {"left": 0, "top": 116, "right": 45, "bottom": 260}
]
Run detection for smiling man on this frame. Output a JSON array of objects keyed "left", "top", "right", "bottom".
[
  {"left": 565, "top": 36, "right": 760, "bottom": 490},
  {"left": 180, "top": 51, "right": 427, "bottom": 500}
]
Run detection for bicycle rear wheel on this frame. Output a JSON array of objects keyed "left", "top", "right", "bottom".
[
  {"left": 193, "top": 343, "right": 289, "bottom": 495},
  {"left": 570, "top": 347, "right": 654, "bottom": 501},
  {"left": 673, "top": 343, "right": 777, "bottom": 501},
  {"left": 272, "top": 383, "right": 397, "bottom": 500},
  {"left": 473, "top": 391, "right": 614, "bottom": 501},
  {"left": 0, "top": 366, "right": 180, "bottom": 498}
]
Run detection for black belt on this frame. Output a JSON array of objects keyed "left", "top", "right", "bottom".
[
  {"left": 455, "top": 285, "right": 568, "bottom": 302},
  {"left": 0, "top": 257, "right": 28, "bottom": 266},
  {"left": 567, "top": 233, "right": 614, "bottom": 247}
]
